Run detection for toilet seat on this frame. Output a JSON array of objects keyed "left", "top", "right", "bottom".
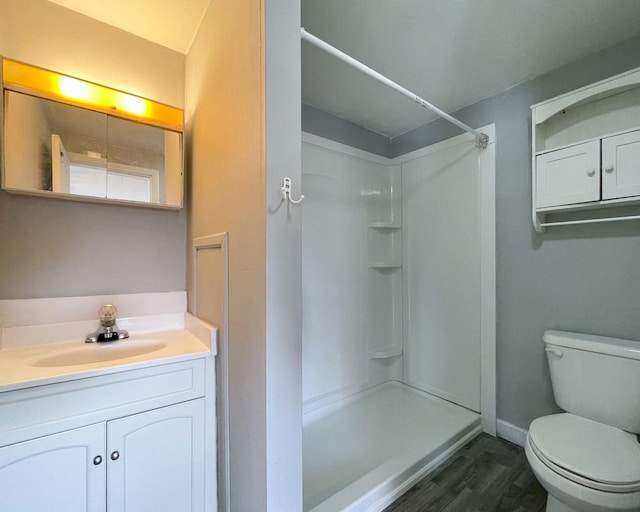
[{"left": 528, "top": 413, "right": 640, "bottom": 493}]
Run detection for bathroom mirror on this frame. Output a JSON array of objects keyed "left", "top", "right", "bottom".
[{"left": 1, "top": 59, "right": 184, "bottom": 209}]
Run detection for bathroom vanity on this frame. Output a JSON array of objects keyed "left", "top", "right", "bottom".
[{"left": 0, "top": 300, "right": 216, "bottom": 512}]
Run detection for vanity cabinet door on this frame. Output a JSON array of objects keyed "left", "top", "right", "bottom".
[
  {"left": 602, "top": 130, "right": 640, "bottom": 200},
  {"left": 0, "top": 423, "right": 106, "bottom": 512},
  {"left": 536, "top": 140, "right": 600, "bottom": 208},
  {"left": 107, "top": 399, "right": 205, "bottom": 512}
]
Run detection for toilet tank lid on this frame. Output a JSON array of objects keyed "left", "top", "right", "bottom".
[{"left": 543, "top": 330, "right": 640, "bottom": 360}]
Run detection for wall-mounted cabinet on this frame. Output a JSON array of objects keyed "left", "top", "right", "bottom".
[
  {"left": 531, "top": 67, "right": 640, "bottom": 230},
  {"left": 1, "top": 59, "right": 184, "bottom": 210},
  {"left": 536, "top": 140, "right": 600, "bottom": 208},
  {"left": 602, "top": 130, "right": 640, "bottom": 199}
]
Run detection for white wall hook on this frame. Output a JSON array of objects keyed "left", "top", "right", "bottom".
[{"left": 281, "top": 177, "right": 305, "bottom": 204}]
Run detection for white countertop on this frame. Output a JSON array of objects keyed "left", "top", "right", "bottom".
[{"left": 0, "top": 328, "right": 211, "bottom": 393}]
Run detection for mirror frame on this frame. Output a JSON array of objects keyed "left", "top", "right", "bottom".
[{"left": 1, "top": 58, "right": 184, "bottom": 210}]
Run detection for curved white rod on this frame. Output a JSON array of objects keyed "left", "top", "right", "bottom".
[{"left": 281, "top": 177, "right": 305, "bottom": 204}]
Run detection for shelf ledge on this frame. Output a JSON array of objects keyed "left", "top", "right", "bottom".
[
  {"left": 368, "top": 346, "right": 403, "bottom": 359},
  {"left": 368, "top": 262, "right": 402, "bottom": 269},
  {"left": 368, "top": 222, "right": 401, "bottom": 229}
]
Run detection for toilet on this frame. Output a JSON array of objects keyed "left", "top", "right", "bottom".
[{"left": 525, "top": 330, "right": 640, "bottom": 512}]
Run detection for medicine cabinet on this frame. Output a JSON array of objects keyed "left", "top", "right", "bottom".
[
  {"left": 531, "top": 67, "right": 640, "bottom": 231},
  {"left": 1, "top": 59, "right": 184, "bottom": 209}
]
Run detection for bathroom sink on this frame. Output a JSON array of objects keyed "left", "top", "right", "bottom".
[{"left": 33, "top": 340, "right": 167, "bottom": 367}]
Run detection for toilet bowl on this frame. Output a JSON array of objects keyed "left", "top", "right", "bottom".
[
  {"left": 525, "top": 413, "right": 640, "bottom": 512},
  {"left": 526, "top": 330, "right": 640, "bottom": 512}
]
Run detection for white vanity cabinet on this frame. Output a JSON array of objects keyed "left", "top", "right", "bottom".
[
  {"left": 0, "top": 423, "right": 106, "bottom": 512},
  {"left": 0, "top": 358, "right": 208, "bottom": 512},
  {"left": 108, "top": 399, "right": 205, "bottom": 512},
  {"left": 531, "top": 66, "right": 640, "bottom": 230},
  {"left": 0, "top": 400, "right": 204, "bottom": 512}
]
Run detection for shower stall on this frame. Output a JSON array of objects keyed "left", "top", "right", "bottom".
[
  {"left": 299, "top": 30, "right": 496, "bottom": 512},
  {"left": 300, "top": 125, "right": 495, "bottom": 511}
]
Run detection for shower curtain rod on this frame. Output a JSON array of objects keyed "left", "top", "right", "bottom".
[{"left": 300, "top": 28, "right": 489, "bottom": 149}]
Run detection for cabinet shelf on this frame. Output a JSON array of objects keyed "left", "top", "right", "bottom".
[
  {"left": 368, "top": 261, "right": 402, "bottom": 269},
  {"left": 368, "top": 221, "right": 401, "bottom": 229},
  {"left": 534, "top": 125, "right": 640, "bottom": 157},
  {"left": 536, "top": 195, "right": 640, "bottom": 214},
  {"left": 368, "top": 346, "right": 403, "bottom": 359}
]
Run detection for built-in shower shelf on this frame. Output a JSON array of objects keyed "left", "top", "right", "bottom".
[
  {"left": 369, "top": 261, "right": 402, "bottom": 269},
  {"left": 368, "top": 221, "right": 401, "bottom": 229},
  {"left": 368, "top": 346, "right": 403, "bottom": 359}
]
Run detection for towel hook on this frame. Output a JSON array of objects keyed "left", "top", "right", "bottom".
[{"left": 281, "top": 177, "right": 305, "bottom": 204}]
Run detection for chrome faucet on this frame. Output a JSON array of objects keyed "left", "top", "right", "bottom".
[{"left": 85, "top": 304, "right": 129, "bottom": 343}]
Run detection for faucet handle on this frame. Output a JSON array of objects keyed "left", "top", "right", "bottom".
[{"left": 99, "top": 304, "right": 118, "bottom": 327}]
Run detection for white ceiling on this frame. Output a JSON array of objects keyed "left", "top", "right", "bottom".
[
  {"left": 47, "top": 0, "right": 211, "bottom": 54},
  {"left": 301, "top": 0, "right": 640, "bottom": 137},
  {"left": 46, "top": 0, "right": 640, "bottom": 138}
]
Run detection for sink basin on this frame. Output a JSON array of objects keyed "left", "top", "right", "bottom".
[{"left": 33, "top": 340, "right": 167, "bottom": 367}]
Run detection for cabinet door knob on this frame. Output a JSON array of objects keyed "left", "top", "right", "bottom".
[
  {"left": 110, "top": 451, "right": 120, "bottom": 461},
  {"left": 587, "top": 168, "right": 596, "bottom": 177},
  {"left": 604, "top": 165, "right": 615, "bottom": 173},
  {"left": 93, "top": 455, "right": 103, "bottom": 465}
]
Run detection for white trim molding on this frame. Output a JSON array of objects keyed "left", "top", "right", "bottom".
[
  {"left": 192, "top": 232, "right": 230, "bottom": 512},
  {"left": 497, "top": 419, "right": 529, "bottom": 447}
]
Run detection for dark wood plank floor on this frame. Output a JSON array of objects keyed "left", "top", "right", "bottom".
[{"left": 383, "top": 434, "right": 547, "bottom": 512}]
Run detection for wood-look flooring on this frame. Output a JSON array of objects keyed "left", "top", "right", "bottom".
[{"left": 383, "top": 434, "right": 547, "bottom": 512}]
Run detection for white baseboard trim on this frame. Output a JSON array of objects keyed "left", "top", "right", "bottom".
[{"left": 497, "top": 419, "right": 528, "bottom": 447}]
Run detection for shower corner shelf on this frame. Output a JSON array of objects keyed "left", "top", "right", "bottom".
[
  {"left": 368, "top": 221, "right": 401, "bottom": 229},
  {"left": 368, "top": 346, "right": 403, "bottom": 359},
  {"left": 368, "top": 261, "right": 402, "bottom": 269}
]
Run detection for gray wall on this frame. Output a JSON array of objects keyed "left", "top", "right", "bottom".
[
  {"left": 392, "top": 35, "right": 640, "bottom": 430},
  {"left": 303, "top": 35, "right": 640, "bottom": 431},
  {"left": 265, "top": 1, "right": 304, "bottom": 508},
  {"left": 0, "top": 0, "right": 186, "bottom": 299},
  {"left": 302, "top": 103, "right": 391, "bottom": 157}
]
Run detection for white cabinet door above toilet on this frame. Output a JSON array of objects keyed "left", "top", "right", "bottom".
[
  {"left": 602, "top": 130, "right": 640, "bottom": 200},
  {"left": 536, "top": 140, "right": 600, "bottom": 208}
]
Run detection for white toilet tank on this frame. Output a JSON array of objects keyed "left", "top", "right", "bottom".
[{"left": 543, "top": 330, "right": 640, "bottom": 434}]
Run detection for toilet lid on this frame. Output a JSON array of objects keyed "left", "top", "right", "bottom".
[{"left": 529, "top": 414, "right": 640, "bottom": 491}]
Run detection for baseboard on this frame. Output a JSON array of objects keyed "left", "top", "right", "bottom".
[{"left": 496, "top": 419, "right": 528, "bottom": 447}]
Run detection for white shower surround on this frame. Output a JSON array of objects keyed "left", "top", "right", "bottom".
[
  {"left": 301, "top": 126, "right": 496, "bottom": 430},
  {"left": 301, "top": 127, "right": 496, "bottom": 510}
]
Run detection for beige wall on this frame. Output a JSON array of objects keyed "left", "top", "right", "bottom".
[
  {"left": 187, "top": 0, "right": 304, "bottom": 508},
  {"left": 186, "top": 0, "right": 267, "bottom": 509},
  {"left": 0, "top": 0, "right": 184, "bottom": 107},
  {"left": 0, "top": 0, "right": 186, "bottom": 299}
]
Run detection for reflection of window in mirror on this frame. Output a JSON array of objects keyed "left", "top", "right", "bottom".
[{"left": 107, "top": 116, "right": 164, "bottom": 203}]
